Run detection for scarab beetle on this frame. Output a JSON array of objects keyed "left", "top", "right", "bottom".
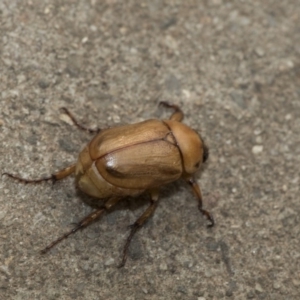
[{"left": 3, "top": 102, "right": 214, "bottom": 267}]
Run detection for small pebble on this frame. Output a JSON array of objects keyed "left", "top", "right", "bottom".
[
  {"left": 254, "top": 47, "right": 265, "bottom": 57},
  {"left": 59, "top": 113, "right": 74, "bottom": 126},
  {"left": 255, "top": 136, "right": 262, "bottom": 144},
  {"left": 254, "top": 128, "right": 262, "bottom": 135},
  {"left": 159, "top": 262, "right": 168, "bottom": 271},
  {"left": 292, "top": 279, "right": 300, "bottom": 287},
  {"left": 0, "top": 210, "right": 7, "bottom": 220},
  {"left": 255, "top": 283, "right": 264, "bottom": 293},
  {"left": 104, "top": 258, "right": 115, "bottom": 266},
  {"left": 285, "top": 114, "right": 292, "bottom": 120},
  {"left": 81, "top": 37, "right": 88, "bottom": 44},
  {"left": 219, "top": 156, "right": 226, "bottom": 163},
  {"left": 252, "top": 145, "right": 263, "bottom": 154},
  {"left": 273, "top": 282, "right": 281, "bottom": 290}
]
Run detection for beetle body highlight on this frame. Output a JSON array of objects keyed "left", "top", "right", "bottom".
[{"left": 3, "top": 102, "right": 213, "bottom": 267}]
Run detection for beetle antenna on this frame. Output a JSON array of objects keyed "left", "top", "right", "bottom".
[{"left": 60, "top": 107, "right": 101, "bottom": 134}]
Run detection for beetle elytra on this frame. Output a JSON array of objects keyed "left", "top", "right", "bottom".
[{"left": 3, "top": 102, "right": 214, "bottom": 267}]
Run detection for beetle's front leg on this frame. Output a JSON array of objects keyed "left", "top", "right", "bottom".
[
  {"left": 160, "top": 101, "right": 184, "bottom": 122},
  {"left": 2, "top": 164, "right": 76, "bottom": 184},
  {"left": 118, "top": 189, "right": 159, "bottom": 268},
  {"left": 186, "top": 177, "right": 214, "bottom": 227}
]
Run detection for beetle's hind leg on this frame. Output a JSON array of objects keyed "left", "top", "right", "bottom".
[
  {"left": 159, "top": 101, "right": 184, "bottom": 122},
  {"left": 2, "top": 164, "right": 76, "bottom": 184},
  {"left": 41, "top": 207, "right": 106, "bottom": 254},
  {"left": 41, "top": 197, "right": 121, "bottom": 254},
  {"left": 60, "top": 107, "right": 101, "bottom": 134},
  {"left": 118, "top": 190, "right": 159, "bottom": 268}
]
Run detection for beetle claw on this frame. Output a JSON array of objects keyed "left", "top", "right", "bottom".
[
  {"left": 117, "top": 262, "right": 126, "bottom": 268},
  {"left": 207, "top": 222, "right": 214, "bottom": 228},
  {"left": 206, "top": 215, "right": 214, "bottom": 228}
]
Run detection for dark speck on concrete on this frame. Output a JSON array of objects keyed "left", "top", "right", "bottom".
[{"left": 38, "top": 80, "right": 50, "bottom": 89}]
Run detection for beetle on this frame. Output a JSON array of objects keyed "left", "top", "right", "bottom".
[{"left": 3, "top": 102, "right": 214, "bottom": 267}]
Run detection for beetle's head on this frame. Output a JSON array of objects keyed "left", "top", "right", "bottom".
[{"left": 165, "top": 120, "right": 209, "bottom": 175}]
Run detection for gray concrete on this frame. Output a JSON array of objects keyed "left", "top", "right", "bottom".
[{"left": 1, "top": 1, "right": 299, "bottom": 299}]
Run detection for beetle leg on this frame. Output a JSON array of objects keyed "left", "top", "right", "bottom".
[
  {"left": 118, "top": 190, "right": 159, "bottom": 268},
  {"left": 159, "top": 101, "right": 184, "bottom": 122},
  {"left": 41, "top": 208, "right": 106, "bottom": 254},
  {"left": 186, "top": 177, "right": 214, "bottom": 227},
  {"left": 60, "top": 107, "right": 101, "bottom": 134},
  {"left": 41, "top": 197, "right": 121, "bottom": 254},
  {"left": 2, "top": 164, "right": 76, "bottom": 184}
]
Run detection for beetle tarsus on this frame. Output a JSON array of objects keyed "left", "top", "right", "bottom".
[
  {"left": 41, "top": 207, "right": 106, "bottom": 254},
  {"left": 186, "top": 177, "right": 214, "bottom": 227},
  {"left": 60, "top": 107, "right": 101, "bottom": 134},
  {"left": 198, "top": 206, "right": 214, "bottom": 228},
  {"left": 41, "top": 225, "right": 84, "bottom": 254},
  {"left": 118, "top": 198, "right": 158, "bottom": 267},
  {"left": 118, "top": 224, "right": 139, "bottom": 268}
]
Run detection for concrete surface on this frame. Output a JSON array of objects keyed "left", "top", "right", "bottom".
[{"left": 1, "top": 1, "right": 299, "bottom": 299}]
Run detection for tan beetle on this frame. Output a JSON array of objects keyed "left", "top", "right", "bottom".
[{"left": 3, "top": 102, "right": 214, "bottom": 267}]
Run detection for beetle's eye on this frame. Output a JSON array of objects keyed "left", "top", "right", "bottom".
[
  {"left": 203, "top": 143, "right": 209, "bottom": 163},
  {"left": 194, "top": 161, "right": 200, "bottom": 169}
]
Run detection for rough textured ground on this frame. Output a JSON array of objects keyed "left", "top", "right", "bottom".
[{"left": 1, "top": 1, "right": 299, "bottom": 299}]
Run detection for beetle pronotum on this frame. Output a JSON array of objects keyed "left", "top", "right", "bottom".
[{"left": 3, "top": 102, "right": 214, "bottom": 267}]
